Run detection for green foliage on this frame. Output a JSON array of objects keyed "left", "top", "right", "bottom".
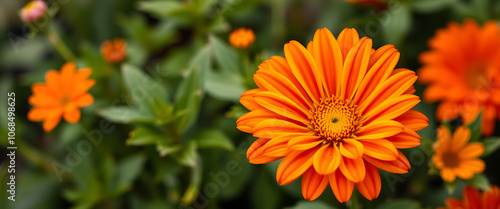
[{"left": 376, "top": 200, "right": 422, "bottom": 209}]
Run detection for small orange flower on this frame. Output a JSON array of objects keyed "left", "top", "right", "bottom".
[
  {"left": 438, "top": 185, "right": 500, "bottom": 209},
  {"left": 229, "top": 28, "right": 255, "bottom": 48},
  {"left": 101, "top": 38, "right": 127, "bottom": 63},
  {"left": 433, "top": 126, "right": 485, "bottom": 182},
  {"left": 418, "top": 20, "right": 500, "bottom": 136},
  {"left": 20, "top": 0, "right": 47, "bottom": 23},
  {"left": 237, "top": 27, "right": 428, "bottom": 202},
  {"left": 28, "top": 63, "right": 95, "bottom": 132}
]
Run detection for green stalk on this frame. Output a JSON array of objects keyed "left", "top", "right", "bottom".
[{"left": 46, "top": 22, "right": 76, "bottom": 62}]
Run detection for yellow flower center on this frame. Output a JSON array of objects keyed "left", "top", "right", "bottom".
[
  {"left": 441, "top": 151, "right": 459, "bottom": 168},
  {"left": 310, "top": 97, "right": 361, "bottom": 143},
  {"left": 465, "top": 62, "right": 492, "bottom": 90}
]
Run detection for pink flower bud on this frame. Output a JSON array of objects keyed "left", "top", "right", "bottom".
[{"left": 20, "top": 0, "right": 47, "bottom": 23}]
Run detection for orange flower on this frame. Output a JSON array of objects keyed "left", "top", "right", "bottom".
[
  {"left": 101, "top": 38, "right": 127, "bottom": 63},
  {"left": 28, "top": 63, "right": 95, "bottom": 132},
  {"left": 229, "top": 28, "right": 255, "bottom": 48},
  {"left": 438, "top": 185, "right": 500, "bottom": 209},
  {"left": 418, "top": 20, "right": 500, "bottom": 136},
  {"left": 237, "top": 28, "right": 428, "bottom": 202},
  {"left": 20, "top": 0, "right": 47, "bottom": 23},
  {"left": 433, "top": 126, "right": 485, "bottom": 182}
]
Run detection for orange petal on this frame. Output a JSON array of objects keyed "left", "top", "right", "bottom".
[
  {"left": 386, "top": 127, "right": 421, "bottom": 149},
  {"left": 301, "top": 167, "right": 329, "bottom": 201},
  {"left": 463, "top": 186, "right": 481, "bottom": 208},
  {"left": 287, "top": 135, "right": 322, "bottom": 150},
  {"left": 240, "top": 89, "right": 263, "bottom": 111},
  {"left": 236, "top": 109, "right": 277, "bottom": 133},
  {"left": 313, "top": 144, "right": 341, "bottom": 175},
  {"left": 451, "top": 126, "right": 470, "bottom": 151},
  {"left": 337, "top": 28, "right": 360, "bottom": 60},
  {"left": 394, "top": 110, "right": 429, "bottom": 131},
  {"left": 252, "top": 119, "right": 309, "bottom": 138},
  {"left": 355, "top": 163, "right": 381, "bottom": 200},
  {"left": 27, "top": 107, "right": 49, "bottom": 122},
  {"left": 247, "top": 138, "right": 281, "bottom": 164},
  {"left": 357, "top": 138, "right": 398, "bottom": 161},
  {"left": 43, "top": 116, "right": 62, "bottom": 132},
  {"left": 75, "top": 93, "right": 94, "bottom": 107},
  {"left": 364, "top": 150, "right": 410, "bottom": 174},
  {"left": 253, "top": 91, "right": 310, "bottom": 124},
  {"left": 328, "top": 169, "right": 354, "bottom": 203},
  {"left": 312, "top": 28, "right": 343, "bottom": 96},
  {"left": 459, "top": 159, "right": 485, "bottom": 173},
  {"left": 363, "top": 94, "right": 420, "bottom": 124},
  {"left": 445, "top": 198, "right": 464, "bottom": 208},
  {"left": 60, "top": 62, "right": 76, "bottom": 92},
  {"left": 339, "top": 138, "right": 364, "bottom": 159},
  {"left": 262, "top": 134, "right": 304, "bottom": 157},
  {"left": 284, "top": 41, "right": 323, "bottom": 103},
  {"left": 458, "top": 142, "right": 484, "bottom": 159},
  {"left": 341, "top": 37, "right": 372, "bottom": 100},
  {"left": 339, "top": 156, "right": 365, "bottom": 183},
  {"left": 64, "top": 108, "right": 81, "bottom": 123},
  {"left": 276, "top": 148, "right": 317, "bottom": 185},
  {"left": 440, "top": 168, "right": 456, "bottom": 182},
  {"left": 436, "top": 101, "right": 460, "bottom": 122},
  {"left": 356, "top": 120, "right": 404, "bottom": 139}
]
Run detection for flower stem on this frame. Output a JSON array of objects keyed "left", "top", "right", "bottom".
[
  {"left": 46, "top": 22, "right": 76, "bottom": 62},
  {"left": 180, "top": 155, "right": 202, "bottom": 205}
]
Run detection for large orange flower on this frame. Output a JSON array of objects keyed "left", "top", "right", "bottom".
[
  {"left": 28, "top": 63, "right": 95, "bottom": 132},
  {"left": 433, "top": 126, "right": 485, "bottom": 182},
  {"left": 419, "top": 20, "right": 500, "bottom": 136},
  {"left": 237, "top": 28, "right": 428, "bottom": 202},
  {"left": 438, "top": 185, "right": 500, "bottom": 209}
]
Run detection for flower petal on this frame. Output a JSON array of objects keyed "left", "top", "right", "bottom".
[
  {"left": 287, "top": 135, "right": 322, "bottom": 150},
  {"left": 277, "top": 148, "right": 318, "bottom": 185},
  {"left": 64, "top": 108, "right": 81, "bottom": 123},
  {"left": 247, "top": 138, "right": 281, "bottom": 164},
  {"left": 339, "top": 156, "right": 365, "bottom": 183},
  {"left": 312, "top": 28, "right": 343, "bottom": 97},
  {"left": 75, "top": 93, "right": 94, "bottom": 107},
  {"left": 313, "top": 144, "right": 341, "bottom": 175},
  {"left": 356, "top": 120, "right": 404, "bottom": 139},
  {"left": 253, "top": 91, "right": 310, "bottom": 124},
  {"left": 328, "top": 169, "right": 354, "bottom": 203},
  {"left": 386, "top": 127, "right": 421, "bottom": 149},
  {"left": 337, "top": 28, "right": 360, "bottom": 60},
  {"left": 252, "top": 119, "right": 309, "bottom": 138},
  {"left": 363, "top": 94, "right": 420, "bottom": 124},
  {"left": 301, "top": 167, "right": 329, "bottom": 201},
  {"left": 451, "top": 126, "right": 470, "bottom": 151},
  {"left": 357, "top": 138, "right": 398, "bottom": 161},
  {"left": 355, "top": 163, "right": 381, "bottom": 200},
  {"left": 394, "top": 110, "right": 429, "bottom": 131},
  {"left": 339, "top": 138, "right": 364, "bottom": 159},
  {"left": 240, "top": 89, "right": 264, "bottom": 111},
  {"left": 458, "top": 142, "right": 484, "bottom": 159},
  {"left": 364, "top": 150, "right": 410, "bottom": 174},
  {"left": 341, "top": 37, "right": 372, "bottom": 100},
  {"left": 43, "top": 116, "right": 61, "bottom": 132}
]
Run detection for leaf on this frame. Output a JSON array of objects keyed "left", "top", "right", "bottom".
[
  {"left": 122, "top": 64, "right": 169, "bottom": 114},
  {"left": 97, "top": 106, "right": 156, "bottom": 124},
  {"left": 482, "top": 138, "right": 500, "bottom": 157},
  {"left": 445, "top": 180, "right": 458, "bottom": 195},
  {"left": 285, "top": 200, "right": 336, "bottom": 209},
  {"left": 411, "top": 0, "right": 455, "bottom": 13},
  {"left": 205, "top": 70, "right": 247, "bottom": 101},
  {"left": 152, "top": 97, "right": 174, "bottom": 125},
  {"left": 210, "top": 35, "right": 241, "bottom": 74},
  {"left": 156, "top": 140, "right": 182, "bottom": 157},
  {"left": 127, "top": 125, "right": 165, "bottom": 146},
  {"left": 376, "top": 199, "right": 422, "bottom": 209},
  {"left": 466, "top": 173, "right": 490, "bottom": 191},
  {"left": 467, "top": 111, "right": 482, "bottom": 142},
  {"left": 174, "top": 67, "right": 201, "bottom": 132},
  {"left": 113, "top": 154, "right": 146, "bottom": 194},
  {"left": 176, "top": 141, "right": 198, "bottom": 167},
  {"left": 382, "top": 3, "right": 412, "bottom": 47},
  {"left": 137, "top": 1, "right": 184, "bottom": 18},
  {"left": 190, "top": 129, "right": 234, "bottom": 151}
]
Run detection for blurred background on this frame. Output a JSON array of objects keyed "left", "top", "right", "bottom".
[{"left": 1, "top": 0, "right": 500, "bottom": 208}]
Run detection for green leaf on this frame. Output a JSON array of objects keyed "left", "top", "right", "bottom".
[
  {"left": 210, "top": 35, "right": 241, "bottom": 74},
  {"left": 113, "top": 154, "right": 146, "bottom": 194},
  {"left": 127, "top": 125, "right": 165, "bottom": 146},
  {"left": 152, "top": 97, "right": 174, "bottom": 125},
  {"left": 382, "top": 3, "right": 412, "bottom": 47},
  {"left": 466, "top": 173, "right": 490, "bottom": 191},
  {"left": 137, "top": 1, "right": 184, "bottom": 18},
  {"left": 97, "top": 106, "right": 156, "bottom": 124},
  {"left": 174, "top": 67, "right": 201, "bottom": 132},
  {"left": 190, "top": 129, "right": 234, "bottom": 151},
  {"left": 376, "top": 199, "right": 422, "bottom": 209},
  {"left": 177, "top": 141, "right": 198, "bottom": 167},
  {"left": 467, "top": 111, "right": 482, "bottom": 142},
  {"left": 482, "top": 137, "right": 500, "bottom": 157},
  {"left": 445, "top": 180, "right": 458, "bottom": 195},
  {"left": 205, "top": 69, "right": 247, "bottom": 101},
  {"left": 122, "top": 64, "right": 169, "bottom": 114},
  {"left": 411, "top": 0, "right": 455, "bottom": 13},
  {"left": 156, "top": 140, "right": 182, "bottom": 157},
  {"left": 285, "top": 200, "right": 336, "bottom": 209}
]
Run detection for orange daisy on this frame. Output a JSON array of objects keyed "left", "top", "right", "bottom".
[
  {"left": 418, "top": 20, "right": 500, "bottom": 136},
  {"left": 433, "top": 126, "right": 485, "bottom": 182},
  {"left": 28, "top": 63, "right": 95, "bottom": 132},
  {"left": 229, "top": 28, "right": 255, "bottom": 48},
  {"left": 101, "top": 38, "right": 127, "bottom": 63},
  {"left": 438, "top": 185, "right": 500, "bottom": 209},
  {"left": 237, "top": 28, "right": 428, "bottom": 202}
]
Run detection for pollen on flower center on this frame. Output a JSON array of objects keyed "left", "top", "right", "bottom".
[
  {"left": 310, "top": 97, "right": 361, "bottom": 143},
  {"left": 441, "top": 151, "right": 459, "bottom": 168},
  {"left": 59, "top": 94, "right": 73, "bottom": 106}
]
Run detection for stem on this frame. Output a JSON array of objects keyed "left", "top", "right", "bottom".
[
  {"left": 349, "top": 191, "right": 362, "bottom": 209},
  {"left": 180, "top": 155, "right": 202, "bottom": 205},
  {"left": 46, "top": 22, "right": 76, "bottom": 62}
]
